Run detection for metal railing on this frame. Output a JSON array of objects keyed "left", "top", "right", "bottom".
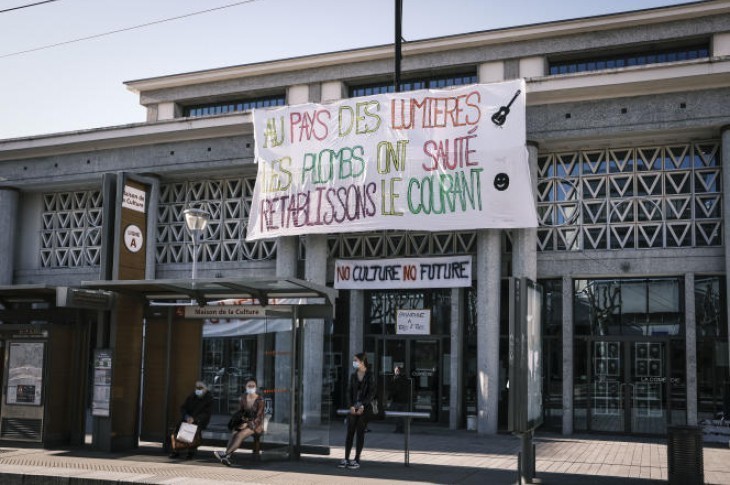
[{"left": 337, "top": 409, "right": 430, "bottom": 466}]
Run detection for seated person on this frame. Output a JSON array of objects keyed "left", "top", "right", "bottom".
[
  {"left": 214, "top": 377, "right": 265, "bottom": 466},
  {"left": 170, "top": 380, "right": 213, "bottom": 460}
]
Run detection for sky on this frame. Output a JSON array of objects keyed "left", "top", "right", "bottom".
[{"left": 0, "top": 0, "right": 696, "bottom": 140}]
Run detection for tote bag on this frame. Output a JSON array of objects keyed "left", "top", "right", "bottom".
[{"left": 176, "top": 422, "right": 198, "bottom": 444}]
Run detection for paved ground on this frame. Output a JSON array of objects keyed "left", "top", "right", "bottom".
[{"left": 0, "top": 422, "right": 726, "bottom": 484}]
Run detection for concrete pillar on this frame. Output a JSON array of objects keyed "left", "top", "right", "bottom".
[
  {"left": 274, "top": 81, "right": 308, "bottom": 423},
  {"left": 146, "top": 105, "right": 158, "bottom": 123},
  {"left": 476, "top": 60, "right": 506, "bottom": 434},
  {"left": 288, "top": 84, "right": 309, "bottom": 105},
  {"left": 276, "top": 237, "right": 298, "bottom": 278},
  {"left": 512, "top": 142, "right": 539, "bottom": 281},
  {"left": 477, "top": 229, "right": 501, "bottom": 434},
  {"left": 0, "top": 188, "right": 19, "bottom": 285},
  {"left": 712, "top": 32, "right": 730, "bottom": 57},
  {"left": 519, "top": 56, "right": 546, "bottom": 78},
  {"left": 274, "top": 236, "right": 298, "bottom": 424},
  {"left": 479, "top": 61, "right": 504, "bottom": 84},
  {"left": 723, "top": 126, "right": 730, "bottom": 371},
  {"left": 449, "top": 287, "right": 464, "bottom": 430},
  {"left": 349, "top": 290, "right": 365, "bottom": 360},
  {"left": 685, "top": 273, "right": 698, "bottom": 425},
  {"left": 321, "top": 81, "right": 345, "bottom": 103},
  {"left": 304, "top": 234, "right": 327, "bottom": 425},
  {"left": 157, "top": 102, "right": 177, "bottom": 121},
  {"left": 562, "top": 275, "right": 574, "bottom": 435}
]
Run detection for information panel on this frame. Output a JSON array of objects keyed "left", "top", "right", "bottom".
[
  {"left": 6, "top": 342, "right": 44, "bottom": 406},
  {"left": 92, "top": 349, "right": 112, "bottom": 417},
  {"left": 508, "top": 278, "right": 543, "bottom": 433}
]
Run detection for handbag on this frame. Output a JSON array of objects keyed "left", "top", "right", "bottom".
[
  {"left": 176, "top": 422, "right": 198, "bottom": 444},
  {"left": 367, "top": 398, "right": 385, "bottom": 421},
  {"left": 262, "top": 413, "right": 272, "bottom": 434},
  {"left": 227, "top": 410, "right": 244, "bottom": 431}
]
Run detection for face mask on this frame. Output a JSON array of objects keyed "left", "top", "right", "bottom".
[
  {"left": 352, "top": 361, "right": 360, "bottom": 369},
  {"left": 195, "top": 389, "right": 205, "bottom": 397},
  {"left": 246, "top": 387, "right": 256, "bottom": 395}
]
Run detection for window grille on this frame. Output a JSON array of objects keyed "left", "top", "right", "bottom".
[
  {"left": 537, "top": 142, "right": 722, "bottom": 251},
  {"left": 156, "top": 177, "right": 276, "bottom": 264},
  {"left": 40, "top": 190, "right": 103, "bottom": 268}
]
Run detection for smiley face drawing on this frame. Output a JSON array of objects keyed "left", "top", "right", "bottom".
[{"left": 494, "top": 173, "right": 510, "bottom": 191}]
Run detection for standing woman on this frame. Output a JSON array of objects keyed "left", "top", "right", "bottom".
[
  {"left": 338, "top": 352, "right": 375, "bottom": 470},
  {"left": 214, "top": 377, "right": 265, "bottom": 466}
]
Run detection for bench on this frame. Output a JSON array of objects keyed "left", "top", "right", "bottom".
[{"left": 337, "top": 409, "right": 430, "bottom": 466}]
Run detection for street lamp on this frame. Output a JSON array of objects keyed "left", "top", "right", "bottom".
[{"left": 183, "top": 207, "right": 209, "bottom": 280}]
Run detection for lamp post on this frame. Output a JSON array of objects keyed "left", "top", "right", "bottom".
[{"left": 183, "top": 207, "right": 209, "bottom": 280}]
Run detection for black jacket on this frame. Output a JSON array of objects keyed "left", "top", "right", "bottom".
[
  {"left": 180, "top": 391, "right": 213, "bottom": 429},
  {"left": 387, "top": 375, "right": 410, "bottom": 404},
  {"left": 348, "top": 369, "right": 376, "bottom": 409}
]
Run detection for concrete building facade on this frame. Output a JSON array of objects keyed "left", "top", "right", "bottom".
[{"left": 0, "top": 1, "right": 728, "bottom": 443}]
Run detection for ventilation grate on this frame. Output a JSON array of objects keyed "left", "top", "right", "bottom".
[{"left": 1, "top": 417, "right": 43, "bottom": 441}]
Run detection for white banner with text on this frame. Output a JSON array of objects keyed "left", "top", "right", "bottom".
[
  {"left": 334, "top": 256, "right": 472, "bottom": 290},
  {"left": 247, "top": 80, "right": 536, "bottom": 240}
]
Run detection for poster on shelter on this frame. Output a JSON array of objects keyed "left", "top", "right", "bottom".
[
  {"left": 6, "top": 342, "right": 44, "bottom": 406},
  {"left": 91, "top": 349, "right": 112, "bottom": 417},
  {"left": 247, "top": 80, "right": 536, "bottom": 241}
]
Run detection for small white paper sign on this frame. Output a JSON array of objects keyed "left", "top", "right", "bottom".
[
  {"left": 122, "top": 185, "right": 146, "bottom": 213},
  {"left": 396, "top": 309, "right": 431, "bottom": 335}
]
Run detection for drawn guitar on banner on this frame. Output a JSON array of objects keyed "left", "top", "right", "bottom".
[{"left": 491, "top": 89, "right": 521, "bottom": 127}]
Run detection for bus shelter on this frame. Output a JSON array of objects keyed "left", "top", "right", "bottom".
[{"left": 81, "top": 277, "right": 337, "bottom": 458}]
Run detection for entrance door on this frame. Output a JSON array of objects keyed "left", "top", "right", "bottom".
[
  {"left": 377, "top": 338, "right": 442, "bottom": 423},
  {"left": 589, "top": 339, "right": 669, "bottom": 434}
]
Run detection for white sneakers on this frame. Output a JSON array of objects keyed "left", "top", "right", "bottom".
[{"left": 213, "top": 450, "right": 231, "bottom": 466}]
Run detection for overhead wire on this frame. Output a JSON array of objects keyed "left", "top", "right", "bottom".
[
  {"left": 0, "top": 0, "right": 59, "bottom": 15},
  {"left": 0, "top": 0, "right": 265, "bottom": 59}
]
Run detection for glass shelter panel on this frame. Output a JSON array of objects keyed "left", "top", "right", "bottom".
[{"left": 200, "top": 309, "right": 333, "bottom": 457}]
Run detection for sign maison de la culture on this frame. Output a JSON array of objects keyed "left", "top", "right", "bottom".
[{"left": 246, "top": 79, "right": 537, "bottom": 241}]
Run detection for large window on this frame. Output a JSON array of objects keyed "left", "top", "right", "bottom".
[
  {"left": 183, "top": 95, "right": 285, "bottom": 118},
  {"left": 349, "top": 73, "right": 477, "bottom": 98},
  {"left": 696, "top": 276, "right": 728, "bottom": 420},
  {"left": 549, "top": 42, "right": 709, "bottom": 76},
  {"left": 366, "top": 289, "right": 452, "bottom": 336},
  {"left": 574, "top": 278, "right": 684, "bottom": 337},
  {"left": 540, "top": 279, "right": 563, "bottom": 432}
]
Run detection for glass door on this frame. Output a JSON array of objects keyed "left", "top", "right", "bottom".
[
  {"left": 376, "top": 337, "right": 443, "bottom": 423},
  {"left": 629, "top": 341, "right": 668, "bottom": 434},
  {"left": 590, "top": 340, "right": 625, "bottom": 432},
  {"left": 410, "top": 339, "right": 440, "bottom": 423},
  {"left": 588, "top": 339, "right": 669, "bottom": 434}
]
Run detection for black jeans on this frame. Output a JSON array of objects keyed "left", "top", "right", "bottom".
[
  {"left": 389, "top": 402, "right": 406, "bottom": 431},
  {"left": 345, "top": 413, "right": 368, "bottom": 461}
]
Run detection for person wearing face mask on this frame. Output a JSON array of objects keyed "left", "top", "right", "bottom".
[
  {"left": 169, "top": 380, "right": 213, "bottom": 460},
  {"left": 387, "top": 366, "right": 410, "bottom": 433},
  {"left": 214, "top": 377, "right": 265, "bottom": 466},
  {"left": 338, "top": 352, "right": 375, "bottom": 470}
]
